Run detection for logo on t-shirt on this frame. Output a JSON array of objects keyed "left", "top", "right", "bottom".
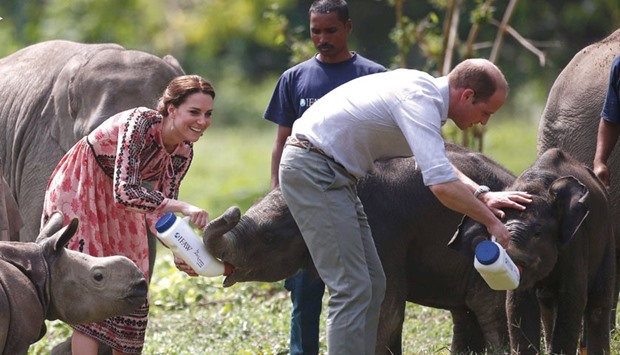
[{"left": 300, "top": 98, "right": 319, "bottom": 109}]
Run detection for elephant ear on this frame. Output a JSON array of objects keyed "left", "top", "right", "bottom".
[
  {"left": 447, "top": 215, "right": 490, "bottom": 258},
  {"left": 550, "top": 175, "right": 589, "bottom": 245},
  {"left": 42, "top": 54, "right": 87, "bottom": 152}
]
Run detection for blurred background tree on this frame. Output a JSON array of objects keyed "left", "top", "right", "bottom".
[{"left": 1, "top": 0, "right": 619, "bottom": 131}]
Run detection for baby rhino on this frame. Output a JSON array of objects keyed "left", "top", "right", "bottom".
[{"left": 0, "top": 211, "right": 147, "bottom": 354}]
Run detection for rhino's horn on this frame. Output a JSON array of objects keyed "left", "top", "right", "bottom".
[{"left": 202, "top": 206, "right": 241, "bottom": 240}]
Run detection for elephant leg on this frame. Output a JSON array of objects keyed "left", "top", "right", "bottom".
[
  {"left": 450, "top": 309, "right": 485, "bottom": 354},
  {"left": 584, "top": 303, "right": 611, "bottom": 355},
  {"left": 376, "top": 278, "right": 406, "bottom": 355},
  {"left": 537, "top": 293, "right": 555, "bottom": 351},
  {"left": 549, "top": 292, "right": 585, "bottom": 354},
  {"left": 582, "top": 251, "right": 615, "bottom": 355},
  {"left": 507, "top": 290, "right": 542, "bottom": 355}
]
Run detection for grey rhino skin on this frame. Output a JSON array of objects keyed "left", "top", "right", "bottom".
[
  {"left": 0, "top": 161, "right": 22, "bottom": 241},
  {"left": 451, "top": 148, "right": 615, "bottom": 355},
  {"left": 537, "top": 29, "right": 620, "bottom": 315},
  {"left": 204, "top": 143, "right": 516, "bottom": 355},
  {"left": 0, "top": 40, "right": 185, "bottom": 242},
  {"left": 0, "top": 211, "right": 147, "bottom": 354}
]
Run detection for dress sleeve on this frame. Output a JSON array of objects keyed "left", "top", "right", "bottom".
[{"left": 113, "top": 109, "right": 168, "bottom": 213}]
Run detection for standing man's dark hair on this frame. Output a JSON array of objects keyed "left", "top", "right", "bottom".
[
  {"left": 263, "top": 0, "right": 386, "bottom": 353},
  {"left": 309, "top": 0, "right": 349, "bottom": 22}
]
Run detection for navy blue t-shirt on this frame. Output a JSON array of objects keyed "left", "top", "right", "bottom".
[
  {"left": 602, "top": 54, "right": 620, "bottom": 124},
  {"left": 264, "top": 53, "right": 386, "bottom": 127}
]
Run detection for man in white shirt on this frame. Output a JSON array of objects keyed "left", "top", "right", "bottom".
[{"left": 279, "top": 58, "right": 532, "bottom": 355}]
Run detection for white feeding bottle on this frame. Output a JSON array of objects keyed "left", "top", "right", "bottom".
[
  {"left": 155, "top": 212, "right": 231, "bottom": 277},
  {"left": 474, "top": 238, "right": 521, "bottom": 290}
]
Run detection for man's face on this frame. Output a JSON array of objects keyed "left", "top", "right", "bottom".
[
  {"left": 309, "top": 11, "right": 352, "bottom": 63},
  {"left": 453, "top": 88, "right": 506, "bottom": 130}
]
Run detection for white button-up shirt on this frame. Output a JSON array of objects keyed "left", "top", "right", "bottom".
[{"left": 291, "top": 69, "right": 457, "bottom": 186}]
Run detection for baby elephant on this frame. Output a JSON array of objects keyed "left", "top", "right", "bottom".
[
  {"left": 451, "top": 148, "right": 615, "bottom": 355},
  {"left": 0, "top": 211, "right": 147, "bottom": 354}
]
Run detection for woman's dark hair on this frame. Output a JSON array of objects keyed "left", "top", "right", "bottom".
[
  {"left": 157, "top": 75, "right": 215, "bottom": 117},
  {"left": 309, "top": 0, "right": 349, "bottom": 23}
]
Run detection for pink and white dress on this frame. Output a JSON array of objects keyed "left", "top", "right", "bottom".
[{"left": 42, "top": 107, "right": 193, "bottom": 353}]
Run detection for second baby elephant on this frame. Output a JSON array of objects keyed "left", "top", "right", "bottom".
[
  {"left": 451, "top": 148, "right": 615, "bottom": 355},
  {"left": 203, "top": 143, "right": 516, "bottom": 354}
]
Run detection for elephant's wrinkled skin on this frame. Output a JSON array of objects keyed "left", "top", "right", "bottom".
[
  {"left": 537, "top": 29, "right": 620, "bottom": 321},
  {"left": 0, "top": 40, "right": 184, "bottom": 242},
  {"left": 451, "top": 148, "right": 615, "bottom": 355},
  {"left": 0, "top": 211, "right": 147, "bottom": 354},
  {"left": 204, "top": 143, "right": 516, "bottom": 354}
]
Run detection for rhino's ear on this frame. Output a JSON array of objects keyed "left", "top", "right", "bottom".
[
  {"left": 550, "top": 176, "right": 589, "bottom": 245},
  {"left": 36, "top": 211, "right": 66, "bottom": 243},
  {"left": 54, "top": 218, "right": 79, "bottom": 251},
  {"left": 163, "top": 54, "right": 185, "bottom": 74}
]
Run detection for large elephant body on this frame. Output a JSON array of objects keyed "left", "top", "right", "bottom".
[
  {"left": 203, "top": 143, "right": 516, "bottom": 354},
  {"left": 452, "top": 148, "right": 615, "bottom": 354},
  {"left": 0, "top": 40, "right": 185, "bottom": 242}
]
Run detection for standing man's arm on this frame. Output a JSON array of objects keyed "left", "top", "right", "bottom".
[
  {"left": 594, "top": 119, "right": 620, "bottom": 189},
  {"left": 271, "top": 125, "right": 292, "bottom": 189},
  {"left": 594, "top": 54, "right": 620, "bottom": 189}
]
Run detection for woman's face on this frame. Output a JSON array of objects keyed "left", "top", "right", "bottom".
[{"left": 167, "top": 92, "right": 214, "bottom": 144}]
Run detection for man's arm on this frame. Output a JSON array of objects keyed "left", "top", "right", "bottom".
[
  {"left": 451, "top": 164, "right": 531, "bottom": 218},
  {"left": 270, "top": 125, "right": 292, "bottom": 190},
  {"left": 593, "top": 118, "right": 620, "bottom": 189},
  {"left": 429, "top": 180, "right": 512, "bottom": 247}
]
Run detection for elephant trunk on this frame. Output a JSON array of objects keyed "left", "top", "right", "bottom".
[{"left": 203, "top": 206, "right": 241, "bottom": 253}]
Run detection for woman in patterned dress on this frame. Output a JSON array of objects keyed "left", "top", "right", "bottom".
[{"left": 41, "top": 75, "right": 215, "bottom": 354}]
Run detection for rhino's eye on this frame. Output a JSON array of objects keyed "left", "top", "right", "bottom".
[{"left": 94, "top": 272, "right": 104, "bottom": 282}]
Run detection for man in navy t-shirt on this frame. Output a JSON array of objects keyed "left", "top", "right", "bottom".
[
  {"left": 263, "top": 1, "right": 385, "bottom": 354},
  {"left": 594, "top": 54, "right": 620, "bottom": 188}
]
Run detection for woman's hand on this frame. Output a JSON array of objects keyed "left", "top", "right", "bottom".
[
  {"left": 181, "top": 203, "right": 210, "bottom": 230},
  {"left": 174, "top": 257, "right": 198, "bottom": 277}
]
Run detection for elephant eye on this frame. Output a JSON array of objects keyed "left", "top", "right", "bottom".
[
  {"left": 94, "top": 272, "right": 104, "bottom": 282},
  {"left": 262, "top": 232, "right": 276, "bottom": 244}
]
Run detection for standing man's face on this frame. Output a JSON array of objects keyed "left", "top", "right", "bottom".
[{"left": 309, "top": 11, "right": 352, "bottom": 63}]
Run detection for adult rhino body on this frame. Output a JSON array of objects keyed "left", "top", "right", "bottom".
[
  {"left": 204, "top": 143, "right": 516, "bottom": 354},
  {"left": 1, "top": 211, "right": 147, "bottom": 354},
  {"left": 0, "top": 40, "right": 184, "bottom": 242}
]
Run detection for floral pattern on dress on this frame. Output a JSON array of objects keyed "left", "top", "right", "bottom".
[{"left": 41, "top": 107, "right": 193, "bottom": 353}]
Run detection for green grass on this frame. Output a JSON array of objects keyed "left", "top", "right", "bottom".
[{"left": 29, "top": 121, "right": 620, "bottom": 354}]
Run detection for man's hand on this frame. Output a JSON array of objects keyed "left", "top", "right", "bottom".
[{"left": 479, "top": 190, "right": 532, "bottom": 219}]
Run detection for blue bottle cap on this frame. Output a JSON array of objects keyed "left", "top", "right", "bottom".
[
  {"left": 155, "top": 212, "right": 177, "bottom": 233},
  {"left": 475, "top": 240, "right": 500, "bottom": 265}
]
